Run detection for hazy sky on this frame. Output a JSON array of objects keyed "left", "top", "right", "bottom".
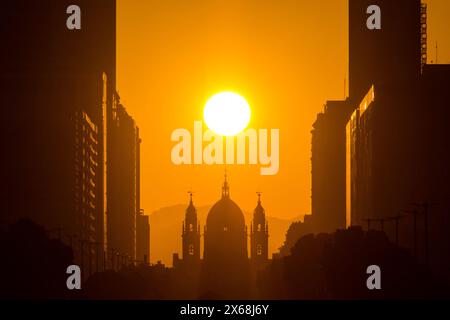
[{"left": 117, "top": 0, "right": 450, "bottom": 220}]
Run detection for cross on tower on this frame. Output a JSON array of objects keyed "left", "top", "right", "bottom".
[
  {"left": 187, "top": 190, "right": 194, "bottom": 203},
  {"left": 256, "top": 191, "right": 262, "bottom": 204}
]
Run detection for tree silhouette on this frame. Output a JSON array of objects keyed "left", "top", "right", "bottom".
[
  {"left": 0, "top": 219, "right": 74, "bottom": 299},
  {"left": 258, "top": 226, "right": 450, "bottom": 299}
]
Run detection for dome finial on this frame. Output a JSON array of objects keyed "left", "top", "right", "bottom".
[
  {"left": 256, "top": 191, "right": 262, "bottom": 204},
  {"left": 222, "top": 169, "right": 229, "bottom": 198},
  {"left": 188, "top": 190, "right": 194, "bottom": 205}
]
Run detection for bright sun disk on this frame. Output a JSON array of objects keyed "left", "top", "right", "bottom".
[{"left": 203, "top": 92, "right": 251, "bottom": 136}]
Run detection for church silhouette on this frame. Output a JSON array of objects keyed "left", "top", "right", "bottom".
[{"left": 173, "top": 174, "right": 269, "bottom": 299}]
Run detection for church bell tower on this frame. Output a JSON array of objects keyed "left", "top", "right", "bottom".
[
  {"left": 182, "top": 192, "right": 201, "bottom": 264},
  {"left": 250, "top": 192, "right": 269, "bottom": 267}
]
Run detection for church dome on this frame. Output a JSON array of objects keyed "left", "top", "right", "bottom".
[
  {"left": 207, "top": 196, "right": 245, "bottom": 231},
  {"left": 205, "top": 174, "right": 245, "bottom": 232},
  {"left": 202, "top": 173, "right": 249, "bottom": 297}
]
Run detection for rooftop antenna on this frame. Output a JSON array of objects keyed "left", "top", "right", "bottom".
[
  {"left": 344, "top": 77, "right": 346, "bottom": 100},
  {"left": 436, "top": 41, "right": 438, "bottom": 64}
]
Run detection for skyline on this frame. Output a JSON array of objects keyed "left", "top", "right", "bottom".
[
  {"left": 117, "top": 0, "right": 450, "bottom": 220},
  {"left": 2, "top": 0, "right": 450, "bottom": 301}
]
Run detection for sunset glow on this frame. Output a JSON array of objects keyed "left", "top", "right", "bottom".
[{"left": 204, "top": 92, "right": 251, "bottom": 136}]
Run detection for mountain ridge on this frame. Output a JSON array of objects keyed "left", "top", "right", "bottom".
[{"left": 149, "top": 203, "right": 303, "bottom": 266}]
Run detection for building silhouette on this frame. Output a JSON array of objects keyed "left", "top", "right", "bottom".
[
  {"left": 135, "top": 128, "right": 149, "bottom": 264},
  {"left": 74, "top": 110, "right": 101, "bottom": 247},
  {"left": 171, "top": 192, "right": 201, "bottom": 298},
  {"left": 136, "top": 210, "right": 150, "bottom": 264},
  {"left": 311, "top": 0, "right": 450, "bottom": 282},
  {"left": 0, "top": 0, "right": 115, "bottom": 274},
  {"left": 107, "top": 92, "right": 140, "bottom": 262},
  {"left": 312, "top": 0, "right": 424, "bottom": 233},
  {"left": 348, "top": 0, "right": 422, "bottom": 104},
  {"left": 250, "top": 192, "right": 269, "bottom": 270},
  {"left": 311, "top": 100, "right": 354, "bottom": 233},
  {"left": 202, "top": 174, "right": 250, "bottom": 298},
  {"left": 173, "top": 175, "right": 270, "bottom": 298},
  {"left": 0, "top": 0, "right": 148, "bottom": 278},
  {"left": 183, "top": 192, "right": 201, "bottom": 265}
]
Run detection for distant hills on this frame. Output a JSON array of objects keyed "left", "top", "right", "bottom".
[{"left": 149, "top": 204, "right": 303, "bottom": 266}]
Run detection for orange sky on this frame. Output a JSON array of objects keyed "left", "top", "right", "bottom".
[{"left": 117, "top": 0, "right": 450, "bottom": 220}]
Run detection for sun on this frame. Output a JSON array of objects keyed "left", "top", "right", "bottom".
[{"left": 203, "top": 92, "right": 251, "bottom": 136}]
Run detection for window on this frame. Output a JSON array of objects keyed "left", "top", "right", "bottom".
[
  {"left": 257, "top": 224, "right": 262, "bottom": 232},
  {"left": 189, "top": 223, "right": 193, "bottom": 232},
  {"left": 257, "top": 244, "right": 262, "bottom": 255},
  {"left": 188, "top": 244, "right": 194, "bottom": 255}
]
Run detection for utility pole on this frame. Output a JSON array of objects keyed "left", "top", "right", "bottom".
[
  {"left": 93, "top": 242, "right": 103, "bottom": 273},
  {"left": 110, "top": 248, "right": 116, "bottom": 271},
  {"left": 65, "top": 234, "right": 77, "bottom": 251},
  {"left": 377, "top": 218, "right": 386, "bottom": 232},
  {"left": 87, "top": 242, "right": 94, "bottom": 278},
  {"left": 387, "top": 215, "right": 407, "bottom": 245},
  {"left": 363, "top": 218, "right": 373, "bottom": 230},
  {"left": 414, "top": 202, "right": 433, "bottom": 267},
  {"left": 103, "top": 249, "right": 107, "bottom": 271},
  {"left": 424, "top": 202, "right": 429, "bottom": 267},
  {"left": 368, "top": 218, "right": 388, "bottom": 233},
  {"left": 79, "top": 239, "right": 88, "bottom": 282},
  {"left": 117, "top": 253, "right": 121, "bottom": 270},
  {"left": 89, "top": 242, "right": 102, "bottom": 274},
  {"left": 403, "top": 210, "right": 419, "bottom": 258}
]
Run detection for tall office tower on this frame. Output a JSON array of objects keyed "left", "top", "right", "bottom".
[
  {"left": 0, "top": 1, "right": 116, "bottom": 269},
  {"left": 311, "top": 0, "right": 423, "bottom": 235},
  {"left": 0, "top": 1, "right": 116, "bottom": 90},
  {"left": 311, "top": 100, "right": 354, "bottom": 233},
  {"left": 349, "top": 0, "right": 421, "bottom": 103},
  {"left": 107, "top": 93, "right": 139, "bottom": 262},
  {"left": 136, "top": 210, "right": 150, "bottom": 264},
  {"left": 135, "top": 129, "right": 149, "bottom": 264}
]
